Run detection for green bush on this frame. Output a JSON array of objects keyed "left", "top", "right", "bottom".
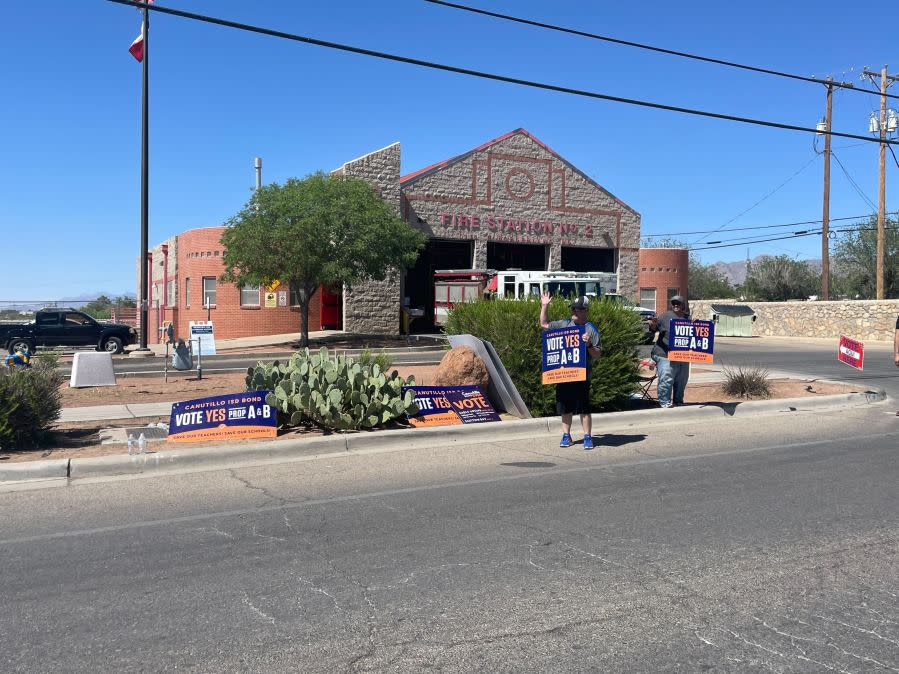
[
  {"left": 357, "top": 347, "right": 393, "bottom": 372},
  {"left": 721, "top": 364, "right": 772, "bottom": 399},
  {"left": 0, "top": 363, "right": 63, "bottom": 450},
  {"left": 443, "top": 296, "right": 644, "bottom": 416}
]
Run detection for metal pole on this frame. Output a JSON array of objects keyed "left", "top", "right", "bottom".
[
  {"left": 821, "top": 77, "right": 833, "bottom": 301},
  {"left": 877, "top": 66, "right": 887, "bottom": 300},
  {"left": 138, "top": 5, "right": 151, "bottom": 350},
  {"left": 255, "top": 157, "right": 262, "bottom": 191}
]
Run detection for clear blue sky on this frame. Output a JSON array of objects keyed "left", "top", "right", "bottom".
[{"left": 1, "top": 0, "right": 897, "bottom": 301}]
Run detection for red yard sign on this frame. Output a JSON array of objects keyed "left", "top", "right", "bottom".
[{"left": 837, "top": 335, "right": 864, "bottom": 370}]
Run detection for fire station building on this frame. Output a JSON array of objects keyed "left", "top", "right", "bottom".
[{"left": 142, "top": 129, "right": 642, "bottom": 342}]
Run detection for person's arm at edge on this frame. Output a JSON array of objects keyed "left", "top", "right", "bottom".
[{"left": 894, "top": 318, "right": 898, "bottom": 366}]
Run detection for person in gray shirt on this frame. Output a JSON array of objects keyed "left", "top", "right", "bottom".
[{"left": 649, "top": 295, "right": 691, "bottom": 408}]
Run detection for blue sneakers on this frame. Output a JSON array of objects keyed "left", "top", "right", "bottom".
[
  {"left": 583, "top": 434, "right": 594, "bottom": 450},
  {"left": 560, "top": 433, "right": 572, "bottom": 448}
]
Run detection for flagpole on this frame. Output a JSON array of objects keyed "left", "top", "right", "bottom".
[{"left": 137, "top": 3, "right": 151, "bottom": 353}]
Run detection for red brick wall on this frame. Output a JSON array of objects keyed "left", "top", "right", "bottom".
[
  {"left": 637, "top": 248, "right": 689, "bottom": 311},
  {"left": 153, "top": 227, "right": 323, "bottom": 343}
]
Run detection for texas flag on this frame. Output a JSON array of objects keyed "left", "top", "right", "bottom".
[{"left": 128, "top": 0, "right": 154, "bottom": 62}]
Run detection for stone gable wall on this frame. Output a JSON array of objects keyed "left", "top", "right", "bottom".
[
  {"left": 402, "top": 131, "right": 640, "bottom": 298},
  {"left": 334, "top": 143, "right": 402, "bottom": 336},
  {"left": 689, "top": 299, "right": 899, "bottom": 341}
]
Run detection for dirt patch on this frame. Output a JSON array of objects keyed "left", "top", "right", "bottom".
[{"left": 0, "top": 368, "right": 864, "bottom": 464}]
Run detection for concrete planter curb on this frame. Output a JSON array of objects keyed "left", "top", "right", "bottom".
[
  {"left": 0, "top": 460, "right": 70, "bottom": 482},
  {"left": 1, "top": 390, "right": 887, "bottom": 484}
]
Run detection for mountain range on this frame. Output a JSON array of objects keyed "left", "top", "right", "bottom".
[{"left": 712, "top": 257, "right": 822, "bottom": 286}]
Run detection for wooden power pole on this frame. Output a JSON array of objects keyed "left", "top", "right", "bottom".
[
  {"left": 863, "top": 66, "right": 899, "bottom": 299},
  {"left": 821, "top": 77, "right": 833, "bottom": 301}
]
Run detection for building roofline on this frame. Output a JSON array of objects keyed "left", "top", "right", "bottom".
[
  {"left": 332, "top": 141, "right": 400, "bottom": 174},
  {"left": 399, "top": 128, "right": 640, "bottom": 217}
]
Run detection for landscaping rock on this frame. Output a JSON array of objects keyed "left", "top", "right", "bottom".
[{"left": 433, "top": 347, "right": 490, "bottom": 388}]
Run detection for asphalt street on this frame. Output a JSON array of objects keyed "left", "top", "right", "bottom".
[
  {"left": 1, "top": 396, "right": 896, "bottom": 671},
  {"left": 713, "top": 337, "right": 899, "bottom": 400}
]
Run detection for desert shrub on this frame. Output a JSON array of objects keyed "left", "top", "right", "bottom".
[
  {"left": 0, "top": 362, "right": 64, "bottom": 450},
  {"left": 721, "top": 364, "right": 772, "bottom": 399},
  {"left": 357, "top": 347, "right": 393, "bottom": 372},
  {"left": 33, "top": 349, "right": 62, "bottom": 369},
  {"left": 443, "top": 296, "right": 645, "bottom": 416}
]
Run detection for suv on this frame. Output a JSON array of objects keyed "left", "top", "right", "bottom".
[{"left": 0, "top": 309, "right": 137, "bottom": 355}]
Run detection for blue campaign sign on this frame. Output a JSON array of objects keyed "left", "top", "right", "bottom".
[
  {"left": 168, "top": 391, "right": 276, "bottom": 443},
  {"left": 402, "top": 385, "right": 501, "bottom": 427},
  {"left": 542, "top": 325, "right": 587, "bottom": 384},
  {"left": 667, "top": 319, "right": 715, "bottom": 364}
]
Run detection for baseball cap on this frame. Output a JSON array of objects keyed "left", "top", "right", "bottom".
[
  {"left": 570, "top": 296, "right": 590, "bottom": 311},
  {"left": 670, "top": 295, "right": 686, "bottom": 306}
]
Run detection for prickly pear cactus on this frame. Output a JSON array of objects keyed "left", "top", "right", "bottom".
[{"left": 245, "top": 346, "right": 418, "bottom": 431}]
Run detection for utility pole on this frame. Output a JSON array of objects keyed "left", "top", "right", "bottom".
[
  {"left": 862, "top": 66, "right": 899, "bottom": 299},
  {"left": 136, "top": 2, "right": 151, "bottom": 352},
  {"left": 820, "top": 77, "right": 834, "bottom": 301}
]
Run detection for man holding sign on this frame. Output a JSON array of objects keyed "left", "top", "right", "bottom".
[
  {"left": 540, "top": 293, "right": 602, "bottom": 449},
  {"left": 649, "top": 295, "right": 692, "bottom": 409}
]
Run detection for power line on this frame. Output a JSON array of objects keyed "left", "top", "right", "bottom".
[
  {"left": 107, "top": 0, "right": 899, "bottom": 147},
  {"left": 644, "top": 212, "right": 886, "bottom": 238},
  {"left": 830, "top": 150, "right": 878, "bottom": 211},
  {"left": 423, "top": 0, "right": 899, "bottom": 102},
  {"left": 692, "top": 223, "right": 897, "bottom": 251},
  {"left": 691, "top": 155, "right": 818, "bottom": 245}
]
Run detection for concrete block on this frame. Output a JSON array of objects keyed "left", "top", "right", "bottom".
[{"left": 70, "top": 352, "right": 117, "bottom": 388}]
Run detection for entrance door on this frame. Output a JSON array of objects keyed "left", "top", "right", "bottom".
[{"left": 320, "top": 286, "right": 342, "bottom": 330}]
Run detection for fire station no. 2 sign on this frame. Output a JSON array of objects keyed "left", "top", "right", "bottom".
[{"left": 542, "top": 326, "right": 587, "bottom": 384}]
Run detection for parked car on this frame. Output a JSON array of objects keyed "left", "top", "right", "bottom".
[{"left": 0, "top": 308, "right": 137, "bottom": 355}]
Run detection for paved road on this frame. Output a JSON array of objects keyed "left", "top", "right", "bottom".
[
  {"left": 714, "top": 337, "right": 899, "bottom": 400},
  {"left": 1, "top": 401, "right": 896, "bottom": 671}
]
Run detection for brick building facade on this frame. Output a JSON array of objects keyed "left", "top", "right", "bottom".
[
  {"left": 142, "top": 227, "right": 326, "bottom": 344},
  {"left": 636, "top": 248, "right": 689, "bottom": 313},
  {"left": 142, "top": 129, "right": 643, "bottom": 340}
]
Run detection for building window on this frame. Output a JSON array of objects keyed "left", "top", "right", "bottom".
[
  {"left": 240, "top": 284, "right": 260, "bottom": 307},
  {"left": 202, "top": 277, "right": 217, "bottom": 307},
  {"left": 167, "top": 280, "right": 177, "bottom": 307},
  {"left": 185, "top": 278, "right": 190, "bottom": 306},
  {"left": 667, "top": 288, "right": 680, "bottom": 303},
  {"left": 639, "top": 288, "right": 656, "bottom": 312}
]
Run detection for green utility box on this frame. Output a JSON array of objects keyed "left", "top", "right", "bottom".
[{"left": 709, "top": 304, "right": 757, "bottom": 337}]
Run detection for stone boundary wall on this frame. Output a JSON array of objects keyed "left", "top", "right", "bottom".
[{"left": 689, "top": 299, "right": 899, "bottom": 341}]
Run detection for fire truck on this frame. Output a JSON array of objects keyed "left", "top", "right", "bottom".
[{"left": 432, "top": 270, "right": 619, "bottom": 325}]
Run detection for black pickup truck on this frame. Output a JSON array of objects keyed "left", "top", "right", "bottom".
[{"left": 0, "top": 309, "right": 137, "bottom": 355}]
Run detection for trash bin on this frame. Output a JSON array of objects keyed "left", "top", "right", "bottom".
[{"left": 709, "top": 304, "right": 757, "bottom": 337}]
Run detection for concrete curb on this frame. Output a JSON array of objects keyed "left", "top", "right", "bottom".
[
  {"left": 3, "top": 389, "right": 887, "bottom": 484},
  {"left": 0, "top": 459, "right": 69, "bottom": 482}
]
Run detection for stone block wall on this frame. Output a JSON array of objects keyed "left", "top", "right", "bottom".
[
  {"left": 689, "top": 299, "right": 899, "bottom": 341},
  {"left": 333, "top": 143, "right": 403, "bottom": 335}
]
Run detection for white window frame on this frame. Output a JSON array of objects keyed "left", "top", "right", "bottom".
[
  {"left": 240, "top": 284, "right": 261, "bottom": 307},
  {"left": 185, "top": 278, "right": 191, "bottom": 307},
  {"left": 639, "top": 288, "right": 656, "bottom": 312},
  {"left": 202, "top": 277, "right": 217, "bottom": 307}
]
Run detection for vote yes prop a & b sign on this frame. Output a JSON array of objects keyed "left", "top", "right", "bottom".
[
  {"left": 403, "top": 386, "right": 501, "bottom": 427},
  {"left": 167, "top": 391, "right": 276, "bottom": 443},
  {"left": 667, "top": 319, "right": 715, "bottom": 364},
  {"left": 542, "top": 326, "right": 586, "bottom": 384}
]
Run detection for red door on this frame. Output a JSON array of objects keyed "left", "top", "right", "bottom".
[{"left": 320, "top": 286, "right": 342, "bottom": 330}]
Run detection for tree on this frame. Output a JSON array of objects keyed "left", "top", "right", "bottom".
[
  {"left": 742, "top": 255, "right": 819, "bottom": 301},
  {"left": 221, "top": 172, "right": 426, "bottom": 346},
  {"left": 689, "top": 260, "right": 736, "bottom": 300},
  {"left": 831, "top": 215, "right": 899, "bottom": 299}
]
